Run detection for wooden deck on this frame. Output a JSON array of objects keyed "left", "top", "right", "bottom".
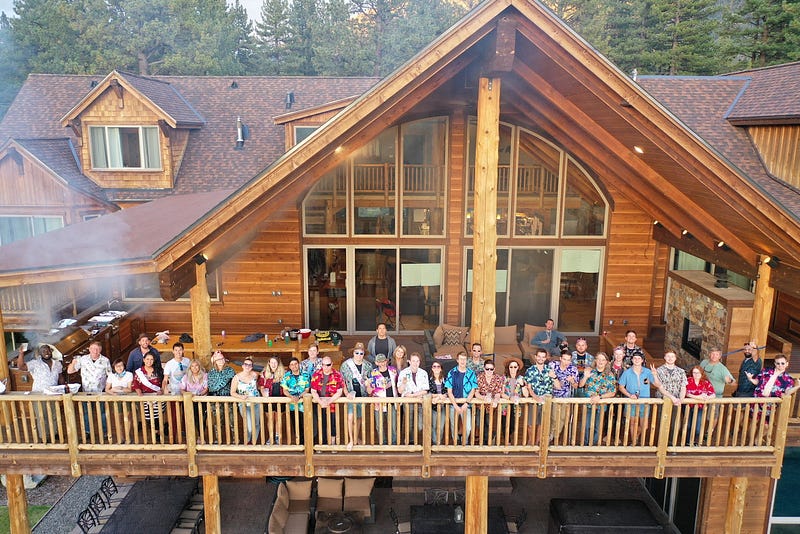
[{"left": 1, "top": 392, "right": 796, "bottom": 481}]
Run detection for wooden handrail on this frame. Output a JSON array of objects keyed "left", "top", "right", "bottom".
[{"left": 0, "top": 392, "right": 794, "bottom": 479}]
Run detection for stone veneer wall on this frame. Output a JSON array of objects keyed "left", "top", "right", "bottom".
[{"left": 666, "top": 279, "right": 728, "bottom": 368}]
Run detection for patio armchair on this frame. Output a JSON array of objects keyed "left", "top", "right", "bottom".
[
  {"left": 267, "top": 479, "right": 312, "bottom": 534},
  {"left": 491, "top": 325, "right": 523, "bottom": 369},
  {"left": 520, "top": 323, "right": 548, "bottom": 362},
  {"left": 424, "top": 324, "right": 470, "bottom": 362}
]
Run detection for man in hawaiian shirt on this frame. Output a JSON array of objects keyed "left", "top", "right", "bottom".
[
  {"left": 445, "top": 351, "right": 478, "bottom": 445},
  {"left": 68, "top": 341, "right": 111, "bottom": 437},
  {"left": 524, "top": 348, "right": 559, "bottom": 444},
  {"left": 652, "top": 350, "right": 687, "bottom": 405},
  {"left": 310, "top": 356, "right": 345, "bottom": 446},
  {"left": 281, "top": 357, "right": 310, "bottom": 444}
]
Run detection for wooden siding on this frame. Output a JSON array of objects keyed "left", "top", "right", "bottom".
[
  {"left": 649, "top": 240, "right": 670, "bottom": 328},
  {"left": 749, "top": 125, "right": 800, "bottom": 188},
  {"left": 698, "top": 477, "right": 771, "bottom": 534},
  {"left": 78, "top": 87, "right": 174, "bottom": 190},
  {"left": 144, "top": 206, "right": 304, "bottom": 337},
  {"left": 0, "top": 154, "right": 107, "bottom": 222},
  {"left": 283, "top": 109, "right": 349, "bottom": 149},
  {"left": 773, "top": 291, "right": 800, "bottom": 341},
  {"left": 446, "top": 110, "right": 467, "bottom": 326},
  {"left": 601, "top": 185, "right": 658, "bottom": 337}
]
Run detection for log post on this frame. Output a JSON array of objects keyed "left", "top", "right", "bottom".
[
  {"left": 723, "top": 477, "right": 748, "bottom": 534},
  {"left": 190, "top": 262, "right": 212, "bottom": 368},
  {"left": 470, "top": 76, "right": 501, "bottom": 353},
  {"left": 203, "top": 474, "right": 221, "bottom": 534},
  {"left": 6, "top": 474, "right": 31, "bottom": 534},
  {"left": 0, "top": 308, "right": 9, "bottom": 386},
  {"left": 750, "top": 255, "right": 775, "bottom": 352},
  {"left": 465, "top": 475, "right": 488, "bottom": 534}
]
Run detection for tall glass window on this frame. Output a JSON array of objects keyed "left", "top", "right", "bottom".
[
  {"left": 401, "top": 118, "right": 447, "bottom": 236},
  {"left": 353, "top": 128, "right": 396, "bottom": 235},
  {"left": 516, "top": 130, "right": 560, "bottom": 236}
]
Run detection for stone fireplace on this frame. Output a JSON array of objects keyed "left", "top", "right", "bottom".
[{"left": 665, "top": 271, "right": 754, "bottom": 369}]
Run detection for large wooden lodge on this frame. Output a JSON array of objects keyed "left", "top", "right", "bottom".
[{"left": 2, "top": 0, "right": 800, "bottom": 532}]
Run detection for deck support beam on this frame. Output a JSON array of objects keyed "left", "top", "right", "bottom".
[
  {"left": 190, "top": 261, "right": 212, "bottom": 368},
  {"left": 750, "top": 255, "right": 775, "bottom": 352},
  {"left": 0, "top": 308, "right": 9, "bottom": 387},
  {"left": 724, "top": 477, "right": 748, "bottom": 534},
  {"left": 465, "top": 475, "right": 488, "bottom": 534},
  {"left": 203, "top": 474, "right": 221, "bottom": 534},
  {"left": 6, "top": 474, "right": 31, "bottom": 534},
  {"left": 470, "top": 76, "right": 501, "bottom": 353}
]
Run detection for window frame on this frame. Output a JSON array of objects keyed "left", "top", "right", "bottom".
[{"left": 88, "top": 125, "right": 162, "bottom": 171}]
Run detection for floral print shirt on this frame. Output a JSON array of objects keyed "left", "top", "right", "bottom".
[
  {"left": 550, "top": 361, "right": 579, "bottom": 398},
  {"left": 754, "top": 369, "right": 796, "bottom": 398},
  {"left": 524, "top": 365, "right": 554, "bottom": 397},
  {"left": 281, "top": 371, "right": 310, "bottom": 412},
  {"left": 72, "top": 354, "right": 111, "bottom": 393},
  {"left": 504, "top": 375, "right": 527, "bottom": 398},
  {"left": 310, "top": 369, "right": 346, "bottom": 412},
  {"left": 477, "top": 371, "right": 505, "bottom": 397},
  {"left": 583, "top": 370, "right": 617, "bottom": 397}
]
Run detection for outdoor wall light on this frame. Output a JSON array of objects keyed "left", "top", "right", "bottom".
[
  {"left": 717, "top": 241, "right": 730, "bottom": 251},
  {"left": 681, "top": 229, "right": 693, "bottom": 239},
  {"left": 633, "top": 145, "right": 644, "bottom": 154},
  {"left": 194, "top": 253, "right": 208, "bottom": 265},
  {"left": 765, "top": 256, "right": 780, "bottom": 268}
]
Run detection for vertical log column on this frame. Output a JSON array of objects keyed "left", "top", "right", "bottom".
[
  {"left": 470, "top": 77, "right": 501, "bottom": 353},
  {"left": 203, "top": 474, "right": 221, "bottom": 534},
  {"left": 465, "top": 475, "right": 488, "bottom": 534},
  {"left": 723, "top": 477, "right": 748, "bottom": 534},
  {"left": 0, "top": 308, "right": 9, "bottom": 387},
  {"left": 6, "top": 474, "right": 31, "bottom": 534},
  {"left": 190, "top": 262, "right": 212, "bottom": 368},
  {"left": 749, "top": 255, "right": 775, "bottom": 350}
]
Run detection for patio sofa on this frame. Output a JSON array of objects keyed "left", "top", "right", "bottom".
[
  {"left": 315, "top": 476, "right": 377, "bottom": 523},
  {"left": 268, "top": 479, "right": 312, "bottom": 534},
  {"left": 423, "top": 324, "right": 470, "bottom": 361}
]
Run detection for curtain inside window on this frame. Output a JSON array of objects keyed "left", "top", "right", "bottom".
[
  {"left": 142, "top": 127, "right": 160, "bottom": 168},
  {"left": 89, "top": 127, "right": 108, "bottom": 168},
  {"left": 107, "top": 127, "right": 123, "bottom": 168}
]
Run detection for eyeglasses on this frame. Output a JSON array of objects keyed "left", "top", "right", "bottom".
[
  {"left": 354, "top": 351, "right": 364, "bottom": 355},
  {"left": 242, "top": 362, "right": 253, "bottom": 367}
]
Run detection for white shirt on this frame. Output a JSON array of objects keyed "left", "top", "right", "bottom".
[
  {"left": 72, "top": 354, "right": 111, "bottom": 393},
  {"left": 163, "top": 357, "right": 191, "bottom": 395},
  {"left": 398, "top": 367, "right": 430, "bottom": 396},
  {"left": 26, "top": 358, "right": 63, "bottom": 392}
]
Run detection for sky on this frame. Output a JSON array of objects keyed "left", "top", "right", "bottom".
[{"left": 0, "top": 0, "right": 265, "bottom": 22}]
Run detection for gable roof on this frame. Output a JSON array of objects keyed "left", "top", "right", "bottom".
[
  {"left": 1, "top": 0, "right": 799, "bottom": 292},
  {"left": 723, "top": 62, "right": 800, "bottom": 125},
  {"left": 60, "top": 70, "right": 206, "bottom": 128},
  {"left": 638, "top": 76, "right": 800, "bottom": 217},
  {"left": 0, "top": 73, "right": 380, "bottom": 201}
]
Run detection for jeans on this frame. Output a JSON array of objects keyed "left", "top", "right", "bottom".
[
  {"left": 584, "top": 405, "right": 607, "bottom": 445},
  {"left": 449, "top": 404, "right": 472, "bottom": 444},
  {"left": 373, "top": 405, "right": 397, "bottom": 445},
  {"left": 238, "top": 402, "right": 261, "bottom": 444},
  {"left": 82, "top": 401, "right": 107, "bottom": 438}
]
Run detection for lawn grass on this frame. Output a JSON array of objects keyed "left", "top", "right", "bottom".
[{"left": 0, "top": 505, "right": 50, "bottom": 533}]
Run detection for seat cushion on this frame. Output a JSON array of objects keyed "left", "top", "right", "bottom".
[
  {"left": 288, "top": 499, "right": 311, "bottom": 514},
  {"left": 317, "top": 477, "right": 343, "bottom": 499},
  {"left": 269, "top": 503, "right": 289, "bottom": 533},
  {"left": 344, "top": 495, "right": 371, "bottom": 517},
  {"left": 344, "top": 477, "right": 375, "bottom": 498},
  {"left": 316, "top": 496, "right": 342, "bottom": 512},
  {"left": 285, "top": 512, "right": 309, "bottom": 533}
]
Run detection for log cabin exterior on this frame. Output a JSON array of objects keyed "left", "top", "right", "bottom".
[{"left": 1, "top": 0, "right": 800, "bottom": 532}]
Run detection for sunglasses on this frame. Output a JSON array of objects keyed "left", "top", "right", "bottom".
[
  {"left": 323, "top": 363, "right": 332, "bottom": 367},
  {"left": 485, "top": 367, "right": 494, "bottom": 371},
  {"left": 354, "top": 351, "right": 364, "bottom": 355},
  {"left": 509, "top": 364, "right": 518, "bottom": 368}
]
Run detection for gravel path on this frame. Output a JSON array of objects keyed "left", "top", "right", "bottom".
[{"left": 31, "top": 476, "right": 105, "bottom": 533}]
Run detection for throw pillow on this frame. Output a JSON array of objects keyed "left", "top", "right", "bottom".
[
  {"left": 442, "top": 329, "right": 464, "bottom": 346},
  {"left": 317, "top": 477, "right": 343, "bottom": 499},
  {"left": 286, "top": 479, "right": 312, "bottom": 501},
  {"left": 495, "top": 325, "right": 518, "bottom": 345},
  {"left": 344, "top": 477, "right": 375, "bottom": 498}
]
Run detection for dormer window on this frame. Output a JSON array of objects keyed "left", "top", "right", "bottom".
[{"left": 89, "top": 125, "right": 161, "bottom": 170}]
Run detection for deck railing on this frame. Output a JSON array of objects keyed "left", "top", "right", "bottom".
[{"left": 0, "top": 392, "right": 793, "bottom": 478}]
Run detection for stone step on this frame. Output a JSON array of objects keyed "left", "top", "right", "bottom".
[{"left": 391, "top": 476, "right": 513, "bottom": 494}]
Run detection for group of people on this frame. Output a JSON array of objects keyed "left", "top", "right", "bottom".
[{"left": 14, "top": 325, "right": 796, "bottom": 448}]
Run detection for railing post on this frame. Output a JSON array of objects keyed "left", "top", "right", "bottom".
[
  {"left": 655, "top": 397, "right": 672, "bottom": 479},
  {"left": 62, "top": 394, "right": 81, "bottom": 477},
  {"left": 422, "top": 395, "right": 431, "bottom": 478},
  {"left": 771, "top": 392, "right": 794, "bottom": 478},
  {"left": 724, "top": 477, "right": 748, "bottom": 534},
  {"left": 303, "top": 394, "right": 314, "bottom": 478},
  {"left": 184, "top": 392, "right": 198, "bottom": 477},
  {"left": 538, "top": 397, "right": 552, "bottom": 478}
]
